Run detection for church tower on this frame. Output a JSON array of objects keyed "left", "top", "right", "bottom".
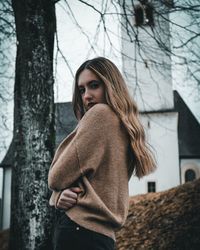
[{"left": 121, "top": 0, "right": 180, "bottom": 195}]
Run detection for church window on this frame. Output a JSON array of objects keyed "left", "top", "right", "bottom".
[
  {"left": 185, "top": 169, "right": 196, "bottom": 182},
  {"left": 147, "top": 181, "right": 156, "bottom": 192},
  {"left": 134, "top": 1, "right": 154, "bottom": 27}
]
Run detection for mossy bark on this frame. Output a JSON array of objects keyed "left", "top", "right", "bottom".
[{"left": 10, "top": 1, "right": 56, "bottom": 249}]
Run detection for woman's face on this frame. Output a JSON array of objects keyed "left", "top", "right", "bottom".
[{"left": 77, "top": 69, "right": 107, "bottom": 111}]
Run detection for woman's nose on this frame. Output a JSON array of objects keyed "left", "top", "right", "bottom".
[{"left": 84, "top": 89, "right": 92, "bottom": 100}]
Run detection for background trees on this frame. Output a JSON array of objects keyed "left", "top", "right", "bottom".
[{"left": 55, "top": 0, "right": 200, "bottom": 119}]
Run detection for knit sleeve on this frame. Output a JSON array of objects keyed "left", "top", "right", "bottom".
[
  {"left": 49, "top": 190, "right": 62, "bottom": 208},
  {"left": 48, "top": 103, "right": 118, "bottom": 191}
]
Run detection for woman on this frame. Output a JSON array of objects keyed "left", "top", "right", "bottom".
[{"left": 48, "top": 57, "right": 156, "bottom": 250}]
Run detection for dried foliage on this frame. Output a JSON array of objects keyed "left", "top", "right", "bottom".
[
  {"left": 116, "top": 178, "right": 200, "bottom": 250},
  {"left": 0, "top": 229, "right": 9, "bottom": 250}
]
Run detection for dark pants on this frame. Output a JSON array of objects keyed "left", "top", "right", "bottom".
[{"left": 53, "top": 210, "right": 115, "bottom": 250}]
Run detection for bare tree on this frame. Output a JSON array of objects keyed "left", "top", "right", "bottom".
[
  {"left": 9, "top": 0, "right": 56, "bottom": 249},
  {"left": 58, "top": 0, "right": 200, "bottom": 103}
]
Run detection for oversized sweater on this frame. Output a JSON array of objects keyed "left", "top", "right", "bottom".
[{"left": 48, "top": 103, "right": 131, "bottom": 240}]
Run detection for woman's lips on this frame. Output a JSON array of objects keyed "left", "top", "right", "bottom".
[{"left": 87, "top": 103, "right": 96, "bottom": 109}]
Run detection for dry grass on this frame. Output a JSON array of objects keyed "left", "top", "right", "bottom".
[
  {"left": 116, "top": 178, "right": 200, "bottom": 250},
  {"left": 0, "top": 229, "right": 9, "bottom": 250}
]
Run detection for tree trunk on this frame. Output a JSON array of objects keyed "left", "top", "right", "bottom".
[{"left": 10, "top": 0, "right": 56, "bottom": 249}]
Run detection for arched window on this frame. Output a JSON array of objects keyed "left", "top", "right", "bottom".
[
  {"left": 134, "top": 1, "right": 154, "bottom": 27},
  {"left": 185, "top": 169, "right": 196, "bottom": 182}
]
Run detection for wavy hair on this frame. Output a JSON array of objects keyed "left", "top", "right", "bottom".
[{"left": 72, "top": 57, "right": 156, "bottom": 178}]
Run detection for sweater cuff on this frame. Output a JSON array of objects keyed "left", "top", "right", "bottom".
[{"left": 49, "top": 191, "right": 62, "bottom": 209}]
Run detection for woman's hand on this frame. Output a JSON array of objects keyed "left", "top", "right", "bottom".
[{"left": 57, "top": 187, "right": 82, "bottom": 210}]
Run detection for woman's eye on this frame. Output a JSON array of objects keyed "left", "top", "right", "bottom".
[
  {"left": 90, "top": 81, "right": 100, "bottom": 89},
  {"left": 79, "top": 88, "right": 85, "bottom": 95}
]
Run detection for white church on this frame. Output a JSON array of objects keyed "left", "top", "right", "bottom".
[
  {"left": 120, "top": 0, "right": 200, "bottom": 195},
  {"left": 1, "top": 0, "right": 200, "bottom": 230}
]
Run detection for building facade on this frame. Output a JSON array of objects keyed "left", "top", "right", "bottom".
[{"left": 120, "top": 0, "right": 180, "bottom": 195}]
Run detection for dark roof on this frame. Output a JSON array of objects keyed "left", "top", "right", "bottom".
[
  {"left": 0, "top": 102, "right": 77, "bottom": 168},
  {"left": 0, "top": 140, "right": 14, "bottom": 168},
  {"left": 55, "top": 102, "right": 77, "bottom": 147},
  {"left": 174, "top": 90, "right": 200, "bottom": 157}
]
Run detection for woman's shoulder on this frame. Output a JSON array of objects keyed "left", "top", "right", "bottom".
[
  {"left": 80, "top": 104, "right": 119, "bottom": 127},
  {"left": 86, "top": 103, "right": 117, "bottom": 120},
  {"left": 89, "top": 103, "right": 113, "bottom": 114}
]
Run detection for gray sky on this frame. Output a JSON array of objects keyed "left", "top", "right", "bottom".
[
  {"left": 54, "top": 0, "right": 121, "bottom": 103},
  {"left": 55, "top": 1, "right": 200, "bottom": 120}
]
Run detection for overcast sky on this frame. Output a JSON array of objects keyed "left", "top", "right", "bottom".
[
  {"left": 54, "top": 0, "right": 121, "bottom": 103},
  {"left": 55, "top": 1, "right": 200, "bottom": 119}
]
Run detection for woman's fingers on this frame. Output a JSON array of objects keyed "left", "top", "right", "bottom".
[
  {"left": 58, "top": 190, "right": 76, "bottom": 206},
  {"left": 62, "top": 189, "right": 78, "bottom": 200},
  {"left": 57, "top": 187, "right": 81, "bottom": 210},
  {"left": 58, "top": 199, "right": 75, "bottom": 210}
]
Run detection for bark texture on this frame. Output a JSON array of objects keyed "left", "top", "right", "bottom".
[{"left": 10, "top": 0, "right": 56, "bottom": 249}]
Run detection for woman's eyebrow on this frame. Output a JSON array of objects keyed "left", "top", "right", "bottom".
[
  {"left": 78, "top": 80, "right": 100, "bottom": 88},
  {"left": 88, "top": 80, "right": 101, "bottom": 84}
]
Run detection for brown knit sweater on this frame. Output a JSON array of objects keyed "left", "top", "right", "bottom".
[{"left": 48, "top": 103, "right": 131, "bottom": 240}]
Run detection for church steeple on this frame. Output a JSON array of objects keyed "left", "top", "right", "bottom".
[{"left": 121, "top": 0, "right": 174, "bottom": 112}]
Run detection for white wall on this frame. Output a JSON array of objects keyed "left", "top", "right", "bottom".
[
  {"left": 2, "top": 167, "right": 11, "bottom": 229},
  {"left": 0, "top": 168, "right": 3, "bottom": 198},
  {"left": 121, "top": 0, "right": 174, "bottom": 112},
  {"left": 120, "top": 1, "right": 180, "bottom": 195},
  {"left": 129, "top": 112, "right": 180, "bottom": 196}
]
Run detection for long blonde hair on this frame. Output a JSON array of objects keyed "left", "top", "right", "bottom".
[{"left": 72, "top": 57, "right": 156, "bottom": 178}]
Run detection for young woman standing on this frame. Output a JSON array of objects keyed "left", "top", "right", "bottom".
[{"left": 48, "top": 57, "right": 156, "bottom": 250}]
